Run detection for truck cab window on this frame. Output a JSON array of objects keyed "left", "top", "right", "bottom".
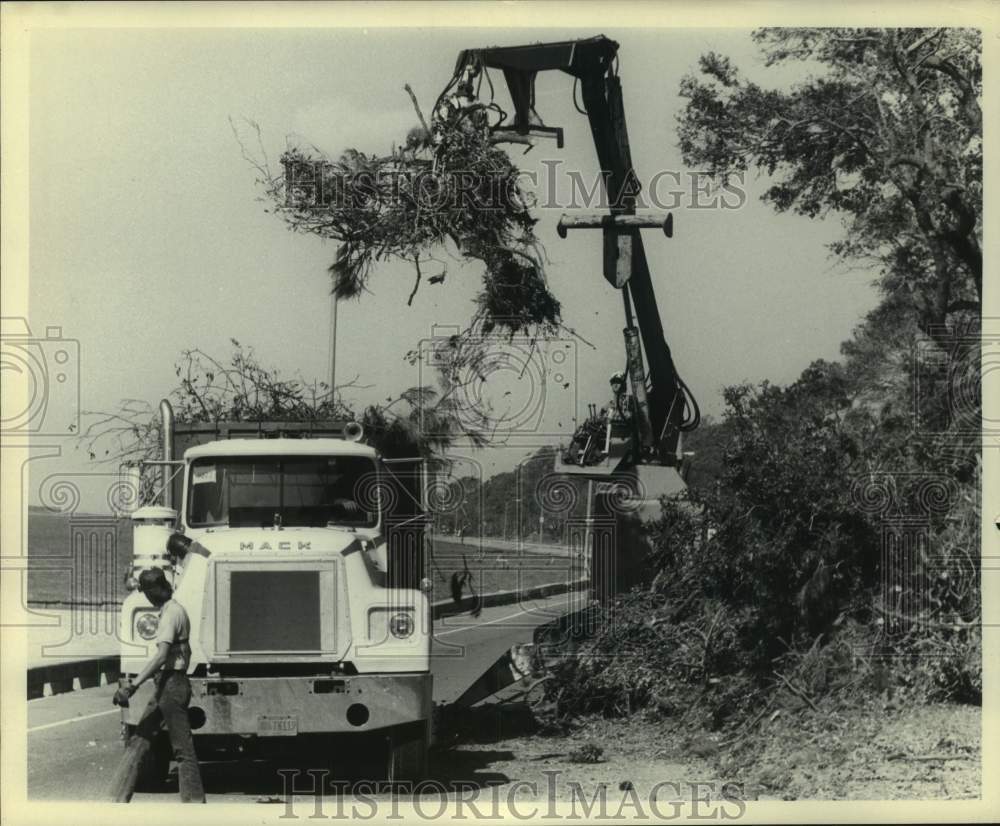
[{"left": 187, "top": 456, "right": 378, "bottom": 529}]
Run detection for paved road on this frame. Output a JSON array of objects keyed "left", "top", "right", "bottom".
[{"left": 27, "top": 591, "right": 584, "bottom": 802}]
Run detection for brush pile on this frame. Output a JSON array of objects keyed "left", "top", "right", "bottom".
[{"left": 276, "top": 86, "right": 559, "bottom": 338}]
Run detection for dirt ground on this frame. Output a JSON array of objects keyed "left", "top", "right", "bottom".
[
  {"left": 434, "top": 698, "right": 981, "bottom": 802},
  {"left": 713, "top": 697, "right": 981, "bottom": 800}
]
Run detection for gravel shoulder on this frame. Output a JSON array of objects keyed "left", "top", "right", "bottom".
[{"left": 434, "top": 699, "right": 981, "bottom": 803}]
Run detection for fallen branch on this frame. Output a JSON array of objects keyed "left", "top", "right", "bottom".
[
  {"left": 773, "top": 670, "right": 821, "bottom": 713},
  {"left": 720, "top": 694, "right": 777, "bottom": 748},
  {"left": 403, "top": 83, "right": 431, "bottom": 135},
  {"left": 886, "top": 753, "right": 973, "bottom": 762},
  {"left": 407, "top": 256, "right": 423, "bottom": 306}
]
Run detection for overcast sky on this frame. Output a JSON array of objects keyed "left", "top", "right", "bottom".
[{"left": 26, "top": 26, "right": 878, "bottom": 511}]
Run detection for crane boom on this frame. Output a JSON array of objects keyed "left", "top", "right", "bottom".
[{"left": 457, "top": 36, "right": 694, "bottom": 467}]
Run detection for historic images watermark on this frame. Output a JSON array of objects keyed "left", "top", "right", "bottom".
[
  {"left": 0, "top": 317, "right": 80, "bottom": 437},
  {"left": 1, "top": 317, "right": 94, "bottom": 646},
  {"left": 275, "top": 771, "right": 748, "bottom": 820},
  {"left": 11, "top": 471, "right": 148, "bottom": 666},
  {"left": 913, "top": 319, "right": 997, "bottom": 442},
  {"left": 285, "top": 159, "right": 747, "bottom": 215},
  {"left": 847, "top": 319, "right": 992, "bottom": 650},
  {"left": 416, "top": 323, "right": 578, "bottom": 442},
  {"left": 527, "top": 163, "right": 747, "bottom": 212}
]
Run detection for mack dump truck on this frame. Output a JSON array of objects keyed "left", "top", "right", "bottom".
[{"left": 119, "top": 400, "right": 433, "bottom": 787}]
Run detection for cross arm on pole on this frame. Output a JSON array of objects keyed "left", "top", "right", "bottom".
[{"left": 556, "top": 212, "right": 673, "bottom": 239}]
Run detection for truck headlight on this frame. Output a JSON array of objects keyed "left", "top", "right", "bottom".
[
  {"left": 389, "top": 612, "right": 414, "bottom": 639},
  {"left": 135, "top": 612, "right": 159, "bottom": 640}
]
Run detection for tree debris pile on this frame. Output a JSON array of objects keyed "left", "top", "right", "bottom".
[
  {"left": 276, "top": 85, "right": 558, "bottom": 337},
  {"left": 539, "top": 359, "right": 982, "bottom": 733},
  {"left": 80, "top": 341, "right": 479, "bottom": 481}
]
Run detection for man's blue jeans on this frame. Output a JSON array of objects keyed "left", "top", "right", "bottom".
[{"left": 113, "top": 671, "right": 206, "bottom": 802}]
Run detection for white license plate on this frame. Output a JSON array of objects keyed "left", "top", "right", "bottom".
[{"left": 257, "top": 715, "right": 298, "bottom": 736}]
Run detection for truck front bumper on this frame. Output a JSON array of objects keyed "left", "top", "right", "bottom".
[{"left": 121, "top": 673, "right": 432, "bottom": 736}]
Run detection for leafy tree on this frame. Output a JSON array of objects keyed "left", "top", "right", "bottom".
[
  {"left": 713, "top": 366, "right": 877, "bottom": 646},
  {"left": 679, "top": 415, "right": 734, "bottom": 491},
  {"left": 678, "top": 28, "right": 982, "bottom": 340},
  {"left": 839, "top": 293, "right": 981, "bottom": 483}
]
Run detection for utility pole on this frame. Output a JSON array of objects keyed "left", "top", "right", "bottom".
[
  {"left": 328, "top": 294, "right": 338, "bottom": 401},
  {"left": 582, "top": 479, "right": 594, "bottom": 583}
]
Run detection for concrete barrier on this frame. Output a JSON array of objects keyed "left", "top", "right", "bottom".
[{"left": 26, "top": 578, "right": 590, "bottom": 700}]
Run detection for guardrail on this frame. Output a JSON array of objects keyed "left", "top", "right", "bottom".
[
  {"left": 26, "top": 655, "right": 122, "bottom": 700},
  {"left": 431, "top": 577, "right": 588, "bottom": 619},
  {"left": 26, "top": 578, "right": 589, "bottom": 700}
]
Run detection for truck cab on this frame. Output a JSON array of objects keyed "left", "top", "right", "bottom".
[{"left": 119, "top": 408, "right": 433, "bottom": 784}]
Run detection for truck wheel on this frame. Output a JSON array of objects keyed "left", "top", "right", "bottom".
[
  {"left": 125, "top": 726, "right": 172, "bottom": 793},
  {"left": 387, "top": 721, "right": 429, "bottom": 785}
]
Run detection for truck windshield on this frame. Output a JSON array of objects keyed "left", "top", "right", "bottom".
[{"left": 187, "top": 456, "right": 379, "bottom": 529}]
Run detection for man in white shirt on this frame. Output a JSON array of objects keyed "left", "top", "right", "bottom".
[{"left": 109, "top": 567, "right": 205, "bottom": 803}]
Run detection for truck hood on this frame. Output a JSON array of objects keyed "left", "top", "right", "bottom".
[{"left": 185, "top": 526, "right": 375, "bottom": 557}]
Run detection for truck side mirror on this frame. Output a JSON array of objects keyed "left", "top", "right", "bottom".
[{"left": 166, "top": 532, "right": 193, "bottom": 560}]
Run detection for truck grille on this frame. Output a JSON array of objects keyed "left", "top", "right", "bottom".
[{"left": 229, "top": 570, "right": 321, "bottom": 652}]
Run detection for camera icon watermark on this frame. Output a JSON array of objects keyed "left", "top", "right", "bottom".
[
  {"left": 0, "top": 317, "right": 80, "bottom": 436},
  {"left": 417, "top": 323, "right": 577, "bottom": 441},
  {"left": 913, "top": 320, "right": 998, "bottom": 438},
  {"left": 6, "top": 472, "right": 146, "bottom": 669}
]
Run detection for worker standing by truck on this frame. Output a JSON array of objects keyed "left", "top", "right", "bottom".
[{"left": 108, "top": 567, "right": 206, "bottom": 803}]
